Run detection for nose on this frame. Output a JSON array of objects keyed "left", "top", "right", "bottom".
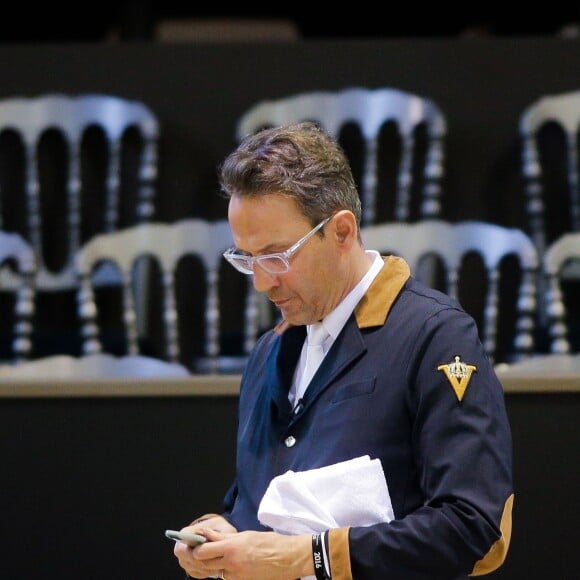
[{"left": 252, "top": 264, "right": 280, "bottom": 293}]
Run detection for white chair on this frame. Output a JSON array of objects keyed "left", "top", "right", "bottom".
[
  {"left": 75, "top": 219, "right": 256, "bottom": 372},
  {"left": 0, "top": 93, "right": 159, "bottom": 290},
  {"left": 361, "top": 220, "right": 539, "bottom": 363},
  {"left": 236, "top": 86, "right": 447, "bottom": 225},
  {"left": 0, "top": 230, "right": 36, "bottom": 362},
  {"left": 519, "top": 89, "right": 580, "bottom": 258},
  {"left": 541, "top": 231, "right": 580, "bottom": 354}
]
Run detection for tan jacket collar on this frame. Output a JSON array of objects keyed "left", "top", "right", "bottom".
[{"left": 355, "top": 256, "right": 411, "bottom": 328}]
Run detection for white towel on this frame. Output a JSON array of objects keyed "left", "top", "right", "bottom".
[{"left": 258, "top": 455, "right": 394, "bottom": 535}]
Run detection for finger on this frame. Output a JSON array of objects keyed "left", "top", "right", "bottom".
[{"left": 199, "top": 527, "right": 226, "bottom": 541}]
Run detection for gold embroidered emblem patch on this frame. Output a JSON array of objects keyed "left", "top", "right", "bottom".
[{"left": 437, "top": 355, "right": 477, "bottom": 402}]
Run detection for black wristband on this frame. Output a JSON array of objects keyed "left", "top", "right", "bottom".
[{"left": 312, "top": 533, "right": 329, "bottom": 580}]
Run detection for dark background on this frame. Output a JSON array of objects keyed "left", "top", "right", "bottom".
[
  {"left": 2, "top": 4, "right": 580, "bottom": 43},
  {"left": 1, "top": 391, "right": 578, "bottom": 579}
]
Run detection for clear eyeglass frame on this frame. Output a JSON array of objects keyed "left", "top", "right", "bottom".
[{"left": 223, "top": 216, "right": 331, "bottom": 275}]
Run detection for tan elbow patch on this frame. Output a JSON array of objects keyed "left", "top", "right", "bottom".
[
  {"left": 471, "top": 494, "right": 514, "bottom": 576},
  {"left": 328, "top": 527, "right": 353, "bottom": 580}
]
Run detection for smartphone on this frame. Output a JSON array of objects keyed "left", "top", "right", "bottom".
[{"left": 165, "top": 529, "right": 207, "bottom": 547}]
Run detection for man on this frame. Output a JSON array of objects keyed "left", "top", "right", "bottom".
[{"left": 173, "top": 122, "right": 513, "bottom": 580}]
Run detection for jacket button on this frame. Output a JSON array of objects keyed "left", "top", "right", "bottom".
[{"left": 284, "top": 436, "right": 296, "bottom": 447}]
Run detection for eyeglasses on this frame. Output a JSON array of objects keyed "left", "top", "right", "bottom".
[{"left": 223, "top": 217, "right": 331, "bottom": 275}]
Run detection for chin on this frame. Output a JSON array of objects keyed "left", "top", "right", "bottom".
[{"left": 280, "top": 312, "right": 304, "bottom": 327}]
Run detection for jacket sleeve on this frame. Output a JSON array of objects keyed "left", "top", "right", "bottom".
[{"left": 330, "top": 307, "right": 514, "bottom": 580}]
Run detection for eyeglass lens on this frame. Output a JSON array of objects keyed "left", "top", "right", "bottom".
[{"left": 229, "top": 254, "right": 288, "bottom": 274}]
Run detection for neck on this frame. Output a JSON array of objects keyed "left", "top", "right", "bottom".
[{"left": 320, "top": 247, "right": 374, "bottom": 320}]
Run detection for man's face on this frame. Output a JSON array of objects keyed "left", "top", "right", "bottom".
[{"left": 227, "top": 194, "right": 340, "bottom": 326}]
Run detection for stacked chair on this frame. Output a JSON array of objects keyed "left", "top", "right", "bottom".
[
  {"left": 4, "top": 86, "right": 579, "bottom": 376},
  {"left": 75, "top": 219, "right": 242, "bottom": 373},
  {"left": 237, "top": 86, "right": 447, "bottom": 225},
  {"left": 361, "top": 220, "right": 539, "bottom": 365},
  {"left": 0, "top": 93, "right": 191, "bottom": 378},
  {"left": 0, "top": 93, "right": 159, "bottom": 290},
  {"left": 519, "top": 89, "right": 580, "bottom": 354}
]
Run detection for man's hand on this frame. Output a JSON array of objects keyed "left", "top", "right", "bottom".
[
  {"left": 173, "top": 515, "right": 236, "bottom": 578},
  {"left": 177, "top": 527, "right": 313, "bottom": 580}
]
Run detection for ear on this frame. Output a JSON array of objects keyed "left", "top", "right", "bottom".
[{"left": 332, "top": 210, "right": 358, "bottom": 248}]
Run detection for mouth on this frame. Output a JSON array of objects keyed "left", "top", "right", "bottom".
[
  {"left": 272, "top": 298, "right": 288, "bottom": 308},
  {"left": 271, "top": 296, "right": 291, "bottom": 310}
]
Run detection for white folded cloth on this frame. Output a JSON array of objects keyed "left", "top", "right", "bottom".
[{"left": 258, "top": 455, "right": 394, "bottom": 535}]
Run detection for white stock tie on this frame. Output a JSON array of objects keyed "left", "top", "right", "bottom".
[{"left": 295, "top": 322, "right": 328, "bottom": 404}]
